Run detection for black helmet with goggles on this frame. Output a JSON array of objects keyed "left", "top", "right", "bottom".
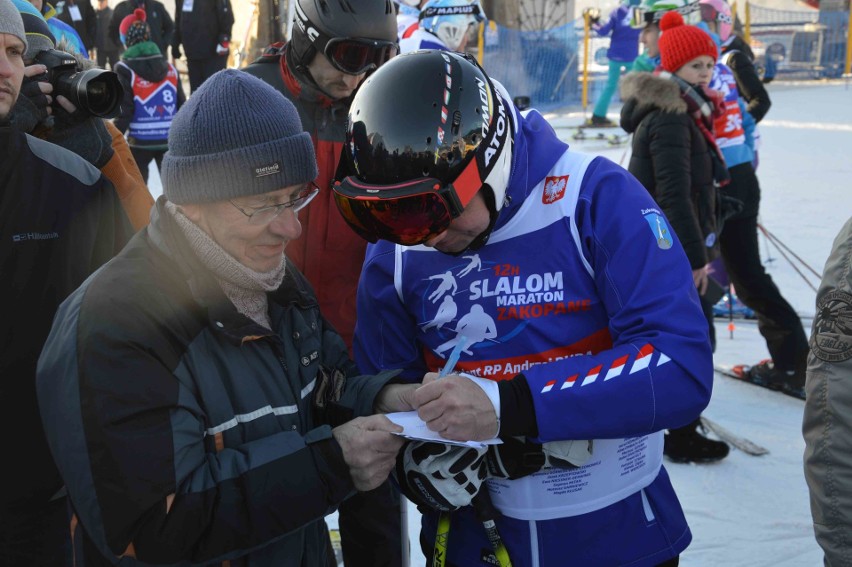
[
  {"left": 333, "top": 50, "right": 514, "bottom": 247},
  {"left": 291, "top": 0, "right": 399, "bottom": 75}
]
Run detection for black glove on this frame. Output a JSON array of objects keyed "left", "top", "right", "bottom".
[
  {"left": 485, "top": 437, "right": 593, "bottom": 480},
  {"left": 8, "top": 74, "right": 52, "bottom": 133},
  {"left": 172, "top": 45, "right": 182, "bottom": 60},
  {"left": 583, "top": 7, "right": 601, "bottom": 24},
  {"left": 46, "top": 105, "right": 115, "bottom": 169},
  {"left": 397, "top": 442, "right": 487, "bottom": 512}
]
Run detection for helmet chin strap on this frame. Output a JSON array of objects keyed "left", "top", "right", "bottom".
[
  {"left": 448, "top": 90, "right": 516, "bottom": 256},
  {"left": 443, "top": 183, "right": 498, "bottom": 257},
  {"left": 466, "top": 184, "right": 499, "bottom": 251}
]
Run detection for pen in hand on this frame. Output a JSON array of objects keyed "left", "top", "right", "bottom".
[{"left": 439, "top": 335, "right": 468, "bottom": 378}]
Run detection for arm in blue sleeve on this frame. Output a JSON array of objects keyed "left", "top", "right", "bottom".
[
  {"left": 519, "top": 158, "right": 713, "bottom": 442},
  {"left": 355, "top": 242, "right": 429, "bottom": 382}
]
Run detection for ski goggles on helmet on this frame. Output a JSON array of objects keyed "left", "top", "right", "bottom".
[
  {"left": 630, "top": 0, "right": 701, "bottom": 29},
  {"left": 320, "top": 33, "right": 398, "bottom": 75},
  {"left": 332, "top": 155, "right": 485, "bottom": 246}
]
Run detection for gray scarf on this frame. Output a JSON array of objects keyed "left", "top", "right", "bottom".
[{"left": 167, "top": 202, "right": 286, "bottom": 329}]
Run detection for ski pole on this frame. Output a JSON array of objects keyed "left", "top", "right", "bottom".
[
  {"left": 472, "top": 490, "right": 513, "bottom": 567},
  {"left": 757, "top": 223, "right": 822, "bottom": 285},
  {"left": 728, "top": 283, "right": 735, "bottom": 339},
  {"left": 432, "top": 512, "right": 451, "bottom": 567},
  {"left": 432, "top": 336, "right": 469, "bottom": 567}
]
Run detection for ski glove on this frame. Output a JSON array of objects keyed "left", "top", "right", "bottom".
[
  {"left": 397, "top": 441, "right": 487, "bottom": 512},
  {"left": 485, "top": 437, "right": 594, "bottom": 480},
  {"left": 8, "top": 74, "right": 52, "bottom": 133},
  {"left": 216, "top": 41, "right": 229, "bottom": 56},
  {"left": 46, "top": 106, "right": 115, "bottom": 169}
]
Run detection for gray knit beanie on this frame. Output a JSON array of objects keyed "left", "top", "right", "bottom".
[
  {"left": 0, "top": 0, "right": 27, "bottom": 53},
  {"left": 161, "top": 69, "right": 318, "bottom": 205}
]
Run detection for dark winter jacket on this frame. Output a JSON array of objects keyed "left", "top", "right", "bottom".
[
  {"left": 620, "top": 72, "right": 719, "bottom": 269},
  {"left": 114, "top": 41, "right": 186, "bottom": 147},
  {"left": 36, "top": 197, "right": 398, "bottom": 565},
  {"left": 95, "top": 6, "right": 120, "bottom": 52},
  {"left": 55, "top": 0, "right": 97, "bottom": 51},
  {"left": 0, "top": 125, "right": 133, "bottom": 512},
  {"left": 172, "top": 0, "right": 234, "bottom": 59},
  {"left": 243, "top": 43, "right": 365, "bottom": 353},
  {"left": 722, "top": 35, "right": 771, "bottom": 123},
  {"left": 108, "top": 0, "right": 174, "bottom": 58}
]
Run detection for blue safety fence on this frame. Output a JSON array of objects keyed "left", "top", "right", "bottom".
[
  {"left": 480, "top": 18, "right": 612, "bottom": 113},
  {"left": 475, "top": 5, "right": 850, "bottom": 113}
]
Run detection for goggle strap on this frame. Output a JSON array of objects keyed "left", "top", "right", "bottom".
[
  {"left": 420, "top": 4, "right": 482, "bottom": 20},
  {"left": 452, "top": 158, "right": 483, "bottom": 208}
]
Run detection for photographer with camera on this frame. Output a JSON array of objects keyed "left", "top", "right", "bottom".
[
  {"left": 0, "top": 1, "right": 134, "bottom": 564},
  {"left": 9, "top": 0, "right": 154, "bottom": 229}
]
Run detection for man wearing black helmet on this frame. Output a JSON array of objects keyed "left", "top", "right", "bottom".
[
  {"left": 243, "top": 2, "right": 404, "bottom": 566},
  {"left": 335, "top": 49, "right": 715, "bottom": 566}
]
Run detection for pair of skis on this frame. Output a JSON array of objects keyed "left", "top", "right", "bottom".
[
  {"left": 703, "top": 362, "right": 809, "bottom": 458},
  {"left": 571, "top": 127, "right": 629, "bottom": 146}
]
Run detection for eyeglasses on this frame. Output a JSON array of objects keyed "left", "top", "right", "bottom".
[
  {"left": 332, "top": 153, "right": 485, "bottom": 247},
  {"left": 322, "top": 36, "right": 398, "bottom": 75},
  {"left": 230, "top": 183, "right": 319, "bottom": 225}
]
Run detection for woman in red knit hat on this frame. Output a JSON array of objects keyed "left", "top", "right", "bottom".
[{"left": 619, "top": 10, "right": 732, "bottom": 464}]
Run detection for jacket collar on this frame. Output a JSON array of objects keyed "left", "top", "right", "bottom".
[{"left": 494, "top": 107, "right": 569, "bottom": 231}]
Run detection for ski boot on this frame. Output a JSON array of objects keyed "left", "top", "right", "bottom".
[{"left": 664, "top": 418, "right": 730, "bottom": 464}]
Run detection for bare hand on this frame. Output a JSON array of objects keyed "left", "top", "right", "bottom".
[
  {"left": 693, "top": 265, "right": 709, "bottom": 296},
  {"left": 413, "top": 373, "right": 498, "bottom": 442},
  {"left": 374, "top": 383, "right": 419, "bottom": 413},
  {"left": 55, "top": 94, "right": 78, "bottom": 114},
  {"left": 332, "top": 415, "right": 404, "bottom": 491}
]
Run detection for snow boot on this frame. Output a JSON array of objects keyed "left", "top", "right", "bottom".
[
  {"left": 746, "top": 359, "right": 806, "bottom": 400},
  {"left": 664, "top": 418, "right": 730, "bottom": 464},
  {"left": 588, "top": 114, "right": 614, "bottom": 127}
]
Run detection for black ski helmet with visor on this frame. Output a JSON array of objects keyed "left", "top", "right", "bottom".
[
  {"left": 333, "top": 50, "right": 514, "bottom": 248},
  {"left": 290, "top": 0, "right": 399, "bottom": 76}
]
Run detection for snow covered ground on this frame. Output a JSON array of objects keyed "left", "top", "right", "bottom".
[{"left": 147, "top": 79, "right": 851, "bottom": 566}]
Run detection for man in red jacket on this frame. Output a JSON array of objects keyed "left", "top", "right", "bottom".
[{"left": 243, "top": 1, "right": 402, "bottom": 565}]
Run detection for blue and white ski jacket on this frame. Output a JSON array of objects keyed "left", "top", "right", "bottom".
[{"left": 355, "top": 105, "right": 714, "bottom": 566}]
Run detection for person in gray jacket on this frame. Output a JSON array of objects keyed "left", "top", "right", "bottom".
[
  {"left": 803, "top": 215, "right": 852, "bottom": 567},
  {"left": 36, "top": 69, "right": 420, "bottom": 566}
]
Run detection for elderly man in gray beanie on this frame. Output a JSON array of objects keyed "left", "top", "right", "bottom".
[{"left": 36, "top": 68, "right": 422, "bottom": 567}]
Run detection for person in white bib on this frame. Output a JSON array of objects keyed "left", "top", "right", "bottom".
[{"left": 333, "top": 49, "right": 715, "bottom": 567}]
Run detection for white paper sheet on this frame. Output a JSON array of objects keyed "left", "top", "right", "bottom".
[{"left": 385, "top": 411, "right": 502, "bottom": 448}]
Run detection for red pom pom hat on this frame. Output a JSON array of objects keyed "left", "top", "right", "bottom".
[{"left": 657, "top": 10, "right": 718, "bottom": 73}]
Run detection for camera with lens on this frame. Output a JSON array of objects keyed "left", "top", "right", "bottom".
[{"left": 33, "top": 49, "right": 123, "bottom": 119}]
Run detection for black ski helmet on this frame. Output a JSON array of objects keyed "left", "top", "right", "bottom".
[
  {"left": 333, "top": 50, "right": 514, "bottom": 248},
  {"left": 340, "top": 50, "right": 513, "bottom": 206},
  {"left": 290, "top": 0, "right": 398, "bottom": 73}
]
